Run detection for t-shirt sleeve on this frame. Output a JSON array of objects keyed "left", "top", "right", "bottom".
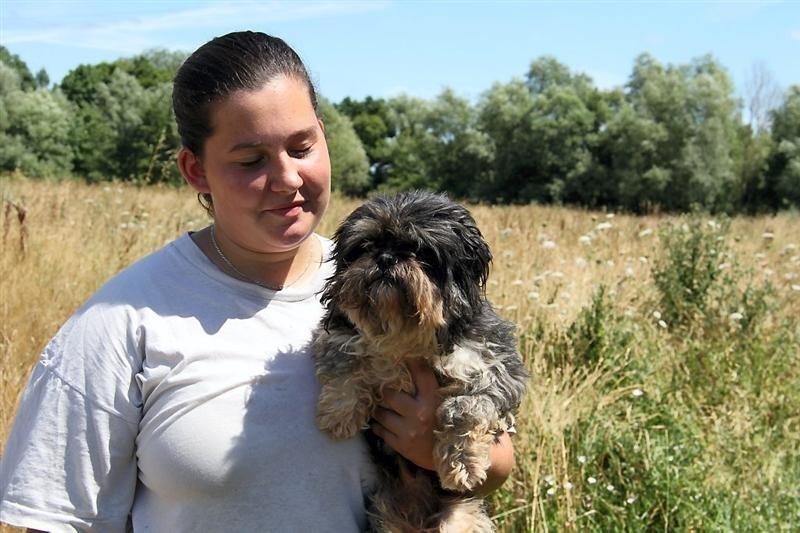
[{"left": 0, "top": 304, "right": 142, "bottom": 533}]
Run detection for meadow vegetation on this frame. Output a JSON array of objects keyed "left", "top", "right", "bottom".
[{"left": 1, "top": 176, "right": 799, "bottom": 531}]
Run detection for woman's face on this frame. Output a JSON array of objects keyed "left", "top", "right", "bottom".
[{"left": 183, "top": 75, "right": 331, "bottom": 254}]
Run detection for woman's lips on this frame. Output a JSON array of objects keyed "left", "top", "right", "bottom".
[{"left": 266, "top": 202, "right": 305, "bottom": 217}]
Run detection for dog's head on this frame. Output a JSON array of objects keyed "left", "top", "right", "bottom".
[{"left": 321, "top": 191, "right": 492, "bottom": 355}]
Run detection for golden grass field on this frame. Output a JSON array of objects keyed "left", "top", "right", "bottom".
[{"left": 1, "top": 175, "right": 799, "bottom": 531}]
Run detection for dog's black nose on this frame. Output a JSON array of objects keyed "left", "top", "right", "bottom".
[{"left": 376, "top": 252, "right": 398, "bottom": 270}]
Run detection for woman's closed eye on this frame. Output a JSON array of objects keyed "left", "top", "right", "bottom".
[
  {"left": 238, "top": 156, "right": 264, "bottom": 168},
  {"left": 289, "top": 145, "right": 313, "bottom": 158}
]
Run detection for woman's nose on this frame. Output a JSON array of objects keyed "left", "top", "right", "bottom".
[{"left": 268, "top": 154, "right": 303, "bottom": 192}]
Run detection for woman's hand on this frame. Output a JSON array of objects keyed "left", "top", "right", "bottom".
[
  {"left": 370, "top": 358, "right": 516, "bottom": 494},
  {"left": 371, "top": 358, "right": 441, "bottom": 471}
]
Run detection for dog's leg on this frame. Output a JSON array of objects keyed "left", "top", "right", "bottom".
[
  {"left": 433, "top": 394, "right": 499, "bottom": 492},
  {"left": 313, "top": 328, "right": 375, "bottom": 439},
  {"left": 436, "top": 497, "right": 494, "bottom": 533}
]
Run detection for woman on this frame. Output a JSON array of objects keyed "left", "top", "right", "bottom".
[{"left": 0, "top": 31, "right": 513, "bottom": 532}]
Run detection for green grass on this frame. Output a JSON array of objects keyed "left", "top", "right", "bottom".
[{"left": 489, "top": 220, "right": 800, "bottom": 532}]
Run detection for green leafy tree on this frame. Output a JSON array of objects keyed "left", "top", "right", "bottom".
[
  {"left": 35, "top": 68, "right": 49, "bottom": 89},
  {"left": 71, "top": 70, "right": 179, "bottom": 183},
  {"left": 335, "top": 96, "right": 396, "bottom": 187},
  {"left": 59, "top": 62, "right": 117, "bottom": 105},
  {"left": 767, "top": 85, "right": 800, "bottom": 208},
  {"left": 610, "top": 54, "right": 741, "bottom": 212},
  {"left": 0, "top": 62, "right": 73, "bottom": 176},
  {"left": 318, "top": 98, "right": 370, "bottom": 196},
  {"left": 477, "top": 58, "right": 605, "bottom": 204},
  {"left": 0, "top": 46, "right": 35, "bottom": 91},
  {"left": 378, "top": 95, "right": 439, "bottom": 192},
  {"left": 426, "top": 89, "right": 494, "bottom": 199}
]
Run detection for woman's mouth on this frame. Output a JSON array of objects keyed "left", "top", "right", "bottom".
[{"left": 267, "top": 202, "right": 305, "bottom": 217}]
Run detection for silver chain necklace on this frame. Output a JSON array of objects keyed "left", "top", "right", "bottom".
[{"left": 209, "top": 225, "right": 313, "bottom": 291}]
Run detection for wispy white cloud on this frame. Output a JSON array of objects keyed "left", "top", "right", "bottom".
[
  {"left": 5, "top": 1, "right": 389, "bottom": 53},
  {"left": 791, "top": 29, "right": 800, "bottom": 41}
]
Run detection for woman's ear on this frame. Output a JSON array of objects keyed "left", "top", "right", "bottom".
[{"left": 178, "top": 147, "right": 210, "bottom": 193}]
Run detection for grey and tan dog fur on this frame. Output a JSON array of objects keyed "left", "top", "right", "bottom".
[{"left": 313, "top": 191, "right": 528, "bottom": 532}]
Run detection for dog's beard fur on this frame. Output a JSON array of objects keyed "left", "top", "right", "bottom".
[
  {"left": 313, "top": 191, "right": 529, "bottom": 533},
  {"left": 335, "top": 256, "right": 446, "bottom": 358}
]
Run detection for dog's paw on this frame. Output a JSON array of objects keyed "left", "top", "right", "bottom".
[{"left": 437, "top": 459, "right": 489, "bottom": 492}]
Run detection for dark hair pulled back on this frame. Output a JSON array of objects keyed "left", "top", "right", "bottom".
[{"left": 172, "top": 31, "right": 319, "bottom": 213}]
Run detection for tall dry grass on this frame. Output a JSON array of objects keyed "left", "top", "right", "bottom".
[{"left": 1, "top": 176, "right": 799, "bottom": 531}]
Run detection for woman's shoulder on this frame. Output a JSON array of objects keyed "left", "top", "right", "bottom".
[{"left": 86, "top": 233, "right": 208, "bottom": 307}]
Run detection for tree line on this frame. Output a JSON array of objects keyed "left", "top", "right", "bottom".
[{"left": 1, "top": 46, "right": 798, "bottom": 213}]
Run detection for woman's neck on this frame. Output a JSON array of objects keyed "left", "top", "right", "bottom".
[{"left": 193, "top": 225, "right": 320, "bottom": 290}]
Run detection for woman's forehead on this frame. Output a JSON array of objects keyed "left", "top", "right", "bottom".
[{"left": 207, "top": 77, "right": 319, "bottom": 145}]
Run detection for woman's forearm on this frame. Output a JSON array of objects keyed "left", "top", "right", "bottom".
[{"left": 473, "top": 431, "right": 515, "bottom": 496}]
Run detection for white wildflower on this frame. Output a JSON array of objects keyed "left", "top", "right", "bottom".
[
  {"left": 605, "top": 260, "right": 615, "bottom": 267},
  {"left": 587, "top": 476, "right": 597, "bottom": 485},
  {"left": 729, "top": 312, "right": 744, "bottom": 321},
  {"left": 763, "top": 232, "right": 775, "bottom": 240},
  {"left": 606, "top": 484, "right": 615, "bottom": 493},
  {"left": 527, "top": 291, "right": 540, "bottom": 300},
  {"left": 577, "top": 455, "right": 587, "bottom": 464},
  {"left": 544, "top": 475, "right": 555, "bottom": 486},
  {"left": 625, "top": 267, "right": 635, "bottom": 278},
  {"left": 658, "top": 320, "right": 668, "bottom": 329},
  {"left": 639, "top": 256, "right": 649, "bottom": 264},
  {"left": 718, "top": 262, "right": 731, "bottom": 271},
  {"left": 596, "top": 222, "right": 613, "bottom": 231},
  {"left": 564, "top": 481, "right": 574, "bottom": 491},
  {"left": 541, "top": 240, "right": 557, "bottom": 249},
  {"left": 606, "top": 213, "right": 615, "bottom": 219},
  {"left": 546, "top": 487, "right": 556, "bottom": 496},
  {"left": 652, "top": 311, "right": 662, "bottom": 320},
  {"left": 638, "top": 228, "right": 653, "bottom": 238},
  {"left": 631, "top": 388, "right": 644, "bottom": 397},
  {"left": 579, "top": 234, "right": 592, "bottom": 245},
  {"left": 791, "top": 285, "right": 800, "bottom": 292},
  {"left": 763, "top": 268, "right": 774, "bottom": 277},
  {"left": 626, "top": 496, "right": 637, "bottom": 505}
]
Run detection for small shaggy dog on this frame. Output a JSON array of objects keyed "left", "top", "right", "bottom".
[{"left": 313, "top": 191, "right": 528, "bottom": 532}]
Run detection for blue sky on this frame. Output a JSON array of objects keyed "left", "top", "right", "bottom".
[{"left": 1, "top": 0, "right": 799, "bottom": 104}]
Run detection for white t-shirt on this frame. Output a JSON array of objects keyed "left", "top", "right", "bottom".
[{"left": 0, "top": 233, "right": 374, "bottom": 533}]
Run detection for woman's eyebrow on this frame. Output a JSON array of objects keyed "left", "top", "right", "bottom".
[{"left": 228, "top": 126, "right": 318, "bottom": 153}]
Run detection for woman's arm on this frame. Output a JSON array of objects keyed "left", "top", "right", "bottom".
[{"left": 370, "top": 358, "right": 516, "bottom": 494}]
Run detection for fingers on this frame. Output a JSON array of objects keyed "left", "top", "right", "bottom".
[
  {"left": 372, "top": 405, "right": 404, "bottom": 435},
  {"left": 380, "top": 388, "right": 417, "bottom": 416},
  {"left": 406, "top": 358, "right": 440, "bottom": 397},
  {"left": 371, "top": 421, "right": 399, "bottom": 450}
]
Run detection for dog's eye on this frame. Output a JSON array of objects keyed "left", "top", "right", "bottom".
[{"left": 415, "top": 249, "right": 436, "bottom": 267}]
